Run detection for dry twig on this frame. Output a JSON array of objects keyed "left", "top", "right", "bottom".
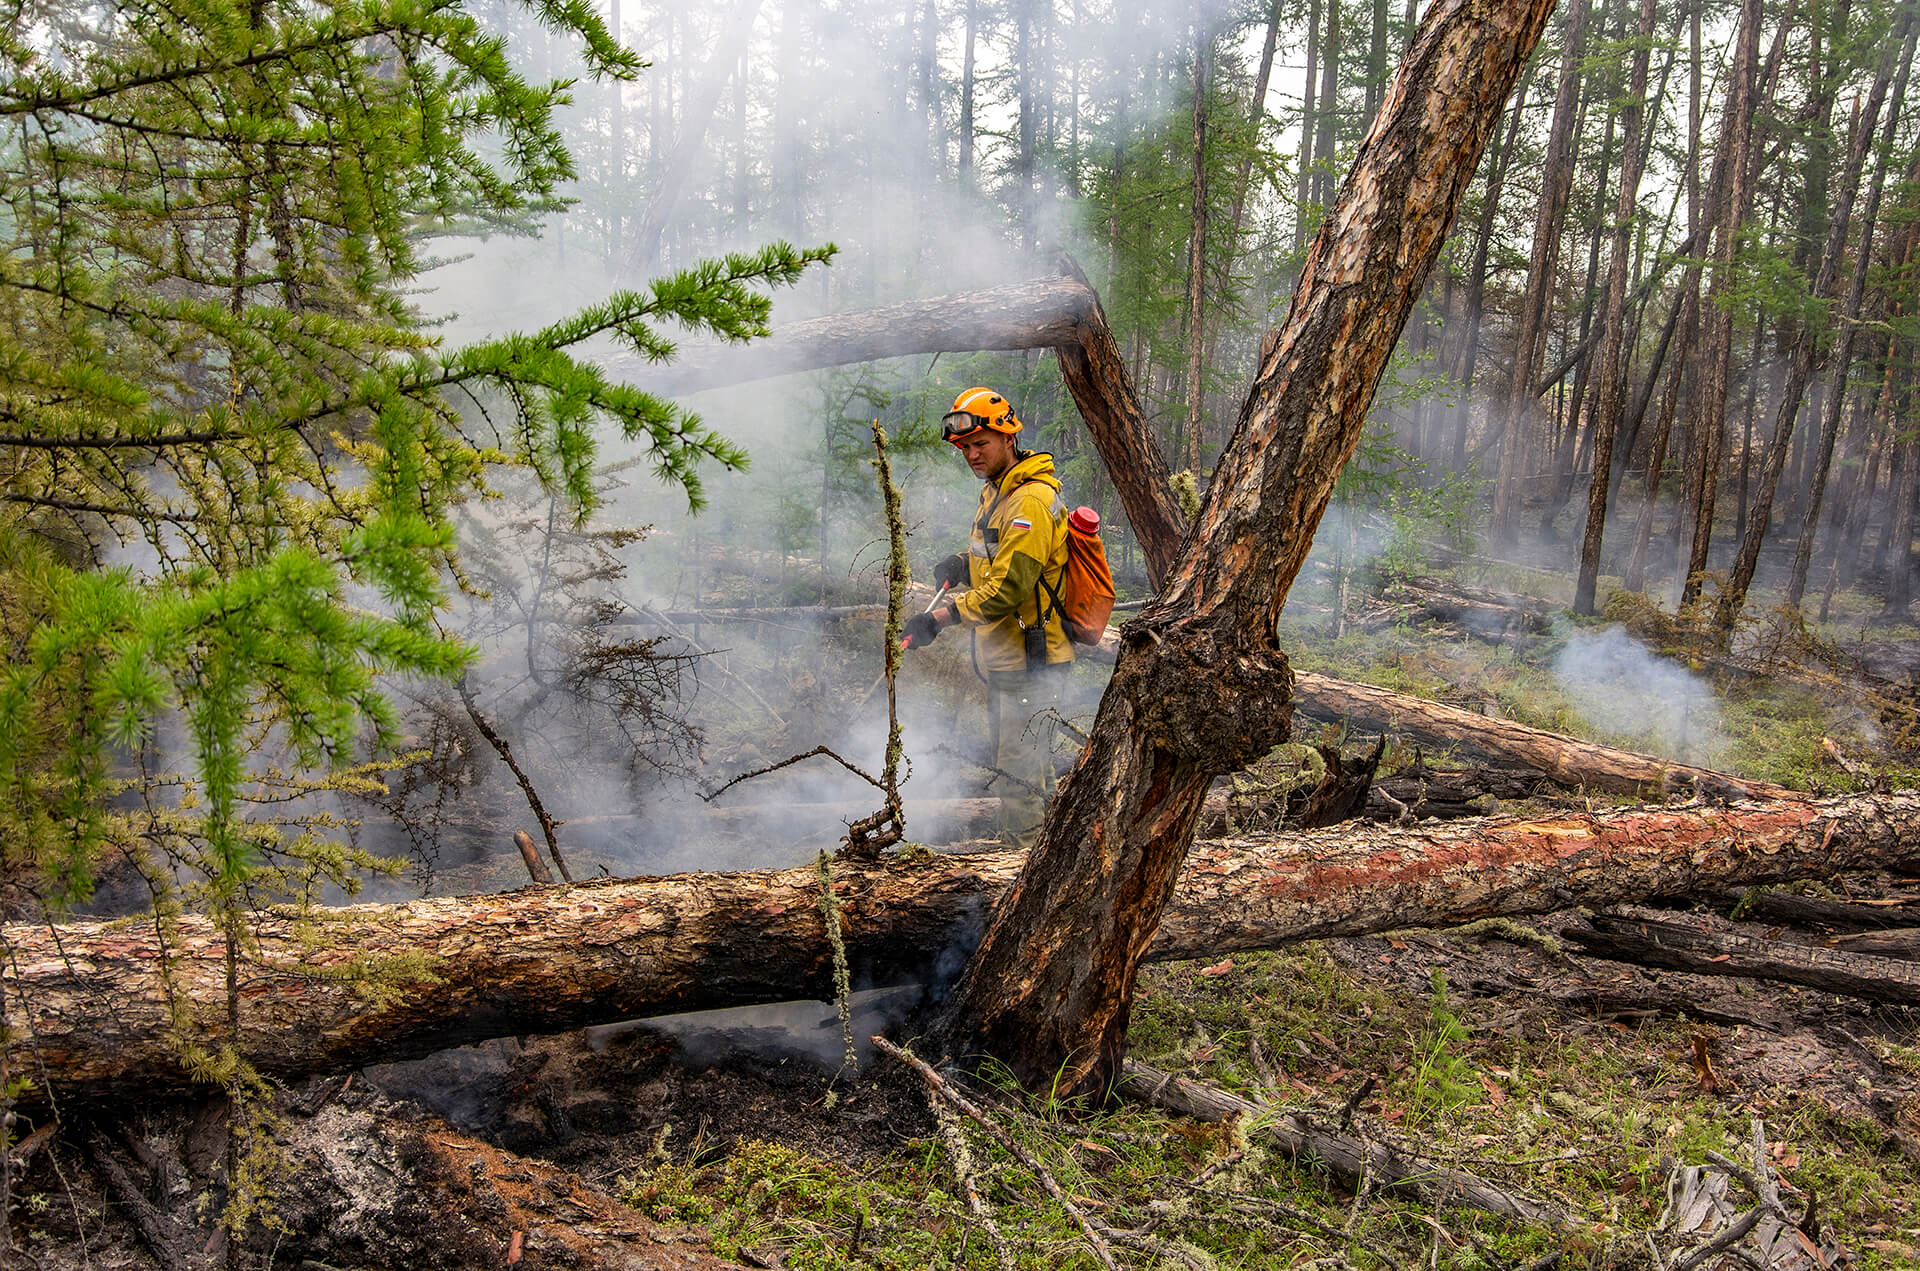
[{"left": 872, "top": 1036, "right": 1119, "bottom": 1271}]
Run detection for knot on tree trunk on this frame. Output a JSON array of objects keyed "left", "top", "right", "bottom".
[{"left": 1122, "top": 617, "right": 1294, "bottom": 770}]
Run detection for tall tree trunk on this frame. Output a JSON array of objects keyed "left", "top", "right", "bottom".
[
  {"left": 959, "top": 0, "right": 977, "bottom": 184},
  {"left": 1539, "top": 91, "right": 1612, "bottom": 541},
  {"left": 1573, "top": 0, "right": 1659, "bottom": 615},
  {"left": 1312, "top": 0, "right": 1342, "bottom": 209},
  {"left": 1453, "top": 66, "right": 1536, "bottom": 471},
  {"left": 1726, "top": 14, "right": 1917, "bottom": 629},
  {"left": 1367, "top": 0, "right": 1389, "bottom": 119},
  {"left": 1679, "top": 0, "right": 1775, "bottom": 606},
  {"left": 1295, "top": 0, "right": 1322, "bottom": 254},
  {"left": 1182, "top": 34, "right": 1213, "bottom": 474},
  {"left": 1015, "top": 0, "right": 1036, "bottom": 252},
  {"left": 1492, "top": 0, "right": 1591, "bottom": 541},
  {"left": 628, "top": 0, "right": 764, "bottom": 270},
  {"left": 936, "top": 0, "right": 1557, "bottom": 1100}
]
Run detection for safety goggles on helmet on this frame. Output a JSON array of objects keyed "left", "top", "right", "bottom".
[
  {"left": 941, "top": 411, "right": 994, "bottom": 442},
  {"left": 942, "top": 388, "right": 1022, "bottom": 446}
]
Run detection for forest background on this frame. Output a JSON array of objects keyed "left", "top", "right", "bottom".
[{"left": 11, "top": 0, "right": 1920, "bottom": 1263}]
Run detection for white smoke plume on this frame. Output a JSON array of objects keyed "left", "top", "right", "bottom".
[{"left": 1550, "top": 624, "right": 1728, "bottom": 766}]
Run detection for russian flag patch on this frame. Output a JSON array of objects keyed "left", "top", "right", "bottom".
[{"left": 1010, "top": 517, "right": 1032, "bottom": 530}]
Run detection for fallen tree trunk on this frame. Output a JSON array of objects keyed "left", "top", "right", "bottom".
[
  {"left": 1287, "top": 671, "right": 1795, "bottom": 800},
  {"left": 9, "top": 792, "right": 1917, "bottom": 1101},
  {"left": 1116, "top": 1061, "right": 1569, "bottom": 1229},
  {"left": 1719, "top": 887, "right": 1920, "bottom": 933},
  {"left": 1826, "top": 927, "right": 1920, "bottom": 960},
  {"left": 1563, "top": 909, "right": 1920, "bottom": 1005},
  {"left": 630, "top": 270, "right": 1188, "bottom": 588}
]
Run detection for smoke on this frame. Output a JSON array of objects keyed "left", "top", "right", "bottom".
[
  {"left": 586, "top": 985, "right": 926, "bottom": 1071},
  {"left": 1550, "top": 625, "right": 1728, "bottom": 766}
]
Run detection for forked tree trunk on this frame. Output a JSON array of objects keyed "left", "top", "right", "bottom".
[{"left": 934, "top": 0, "right": 1559, "bottom": 1098}]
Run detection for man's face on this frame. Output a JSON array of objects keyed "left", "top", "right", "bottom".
[{"left": 955, "top": 429, "right": 1017, "bottom": 482}]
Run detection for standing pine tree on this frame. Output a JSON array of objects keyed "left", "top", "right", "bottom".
[{"left": 0, "top": 0, "right": 828, "bottom": 1249}]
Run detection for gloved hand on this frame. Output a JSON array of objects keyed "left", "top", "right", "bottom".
[
  {"left": 932, "top": 553, "right": 969, "bottom": 591},
  {"left": 902, "top": 611, "right": 941, "bottom": 649}
]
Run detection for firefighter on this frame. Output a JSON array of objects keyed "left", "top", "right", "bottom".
[{"left": 902, "top": 387, "right": 1073, "bottom": 845}]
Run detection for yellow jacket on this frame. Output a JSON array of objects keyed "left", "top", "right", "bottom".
[{"left": 951, "top": 451, "right": 1075, "bottom": 673}]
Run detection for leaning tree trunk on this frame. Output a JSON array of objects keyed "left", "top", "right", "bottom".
[
  {"left": 935, "top": 0, "right": 1559, "bottom": 1099},
  {"left": 13, "top": 793, "right": 1915, "bottom": 1101},
  {"left": 619, "top": 269, "right": 1187, "bottom": 587}
]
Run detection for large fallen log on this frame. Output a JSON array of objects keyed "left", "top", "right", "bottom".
[
  {"left": 1287, "top": 671, "right": 1796, "bottom": 800},
  {"left": 8, "top": 792, "right": 1916, "bottom": 1100},
  {"left": 1563, "top": 909, "right": 1920, "bottom": 1005}
]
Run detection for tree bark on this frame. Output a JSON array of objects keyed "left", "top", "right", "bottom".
[
  {"left": 936, "top": 0, "right": 1559, "bottom": 1099},
  {"left": 13, "top": 793, "right": 1917, "bottom": 1100},
  {"left": 1565, "top": 909, "right": 1920, "bottom": 1005}
]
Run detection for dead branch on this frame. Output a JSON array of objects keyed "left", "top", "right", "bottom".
[
  {"left": 458, "top": 675, "right": 572, "bottom": 884},
  {"left": 872, "top": 1035, "right": 1119, "bottom": 1271},
  {"left": 513, "top": 830, "right": 555, "bottom": 885},
  {"left": 1116, "top": 1061, "right": 1571, "bottom": 1230},
  {"left": 700, "top": 745, "right": 887, "bottom": 804}
]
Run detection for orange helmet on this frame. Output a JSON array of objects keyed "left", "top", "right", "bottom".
[{"left": 941, "top": 387, "right": 1022, "bottom": 445}]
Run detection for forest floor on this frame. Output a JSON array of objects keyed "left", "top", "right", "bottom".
[{"left": 13, "top": 557, "right": 1920, "bottom": 1270}]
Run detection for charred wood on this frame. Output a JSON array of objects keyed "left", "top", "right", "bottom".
[
  {"left": 1563, "top": 910, "right": 1920, "bottom": 1005},
  {"left": 1824, "top": 927, "right": 1920, "bottom": 961},
  {"left": 1720, "top": 887, "right": 1920, "bottom": 933},
  {"left": 10, "top": 793, "right": 1919, "bottom": 1100},
  {"left": 1285, "top": 739, "right": 1385, "bottom": 828}
]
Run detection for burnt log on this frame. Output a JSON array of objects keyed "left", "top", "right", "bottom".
[
  {"left": 1825, "top": 927, "right": 1920, "bottom": 960},
  {"left": 1563, "top": 909, "right": 1920, "bottom": 1005},
  {"left": 1722, "top": 887, "right": 1920, "bottom": 933},
  {"left": 1285, "top": 739, "right": 1386, "bottom": 828},
  {"left": 1034, "top": 589, "right": 1786, "bottom": 802},
  {"left": 1364, "top": 579, "right": 1554, "bottom": 640},
  {"left": 9, "top": 792, "right": 1919, "bottom": 1101}
]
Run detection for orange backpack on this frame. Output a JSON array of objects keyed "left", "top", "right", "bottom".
[{"left": 1042, "top": 505, "right": 1116, "bottom": 645}]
